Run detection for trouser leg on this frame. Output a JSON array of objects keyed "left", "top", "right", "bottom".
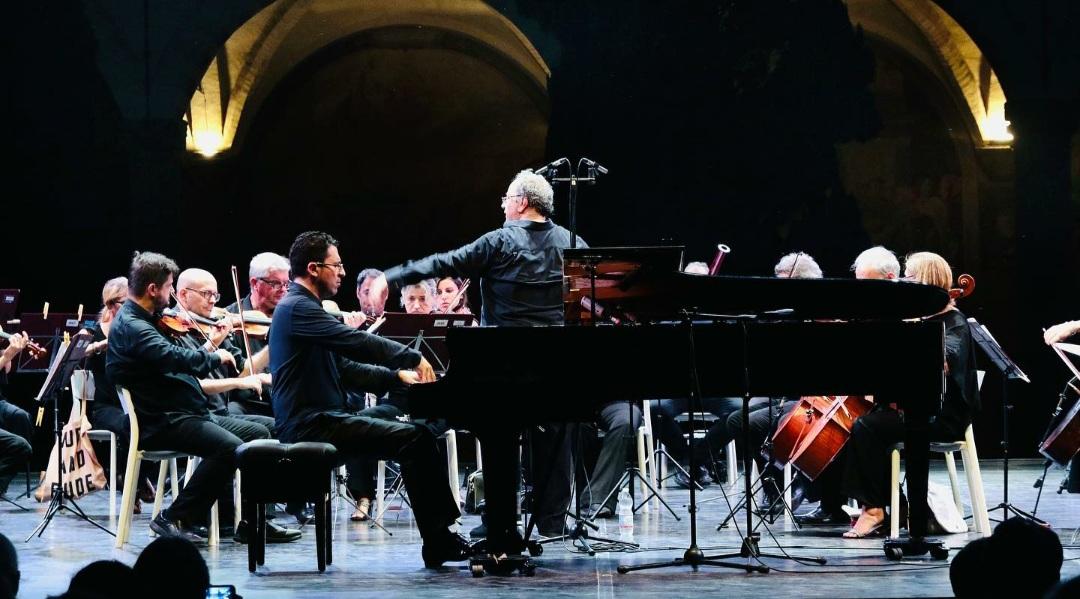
[
  {"left": 841, "top": 409, "right": 905, "bottom": 508},
  {"left": 143, "top": 417, "right": 243, "bottom": 523},
  {"left": 528, "top": 422, "right": 573, "bottom": 532},
  {"left": 584, "top": 402, "right": 641, "bottom": 510},
  {"left": 0, "top": 400, "right": 32, "bottom": 495}
]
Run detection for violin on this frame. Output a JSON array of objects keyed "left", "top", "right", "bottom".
[
  {"left": 158, "top": 308, "right": 271, "bottom": 340},
  {"left": 0, "top": 325, "right": 48, "bottom": 359}
]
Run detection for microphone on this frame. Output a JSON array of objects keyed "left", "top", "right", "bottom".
[
  {"left": 534, "top": 157, "right": 569, "bottom": 177},
  {"left": 581, "top": 157, "right": 609, "bottom": 175}
]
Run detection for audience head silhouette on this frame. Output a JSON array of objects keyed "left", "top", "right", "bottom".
[
  {"left": 950, "top": 517, "right": 1062, "bottom": 598},
  {"left": 0, "top": 533, "right": 18, "bottom": 599},
  {"left": 134, "top": 537, "right": 209, "bottom": 599}
]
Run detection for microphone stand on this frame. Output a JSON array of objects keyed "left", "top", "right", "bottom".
[{"left": 538, "top": 157, "right": 606, "bottom": 250}]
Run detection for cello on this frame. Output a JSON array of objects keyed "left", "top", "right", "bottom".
[{"left": 772, "top": 272, "right": 977, "bottom": 480}]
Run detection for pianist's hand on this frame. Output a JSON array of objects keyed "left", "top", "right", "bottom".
[
  {"left": 416, "top": 357, "right": 436, "bottom": 383},
  {"left": 398, "top": 369, "right": 422, "bottom": 385},
  {"left": 1044, "top": 321, "right": 1080, "bottom": 345}
]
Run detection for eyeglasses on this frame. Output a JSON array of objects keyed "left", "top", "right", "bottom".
[
  {"left": 184, "top": 288, "right": 221, "bottom": 302},
  {"left": 258, "top": 278, "right": 290, "bottom": 291},
  {"left": 500, "top": 194, "right": 525, "bottom": 208},
  {"left": 314, "top": 262, "right": 346, "bottom": 273}
]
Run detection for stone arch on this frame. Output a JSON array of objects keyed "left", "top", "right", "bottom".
[
  {"left": 184, "top": 0, "right": 549, "bottom": 157},
  {"left": 847, "top": 0, "right": 1011, "bottom": 147}
]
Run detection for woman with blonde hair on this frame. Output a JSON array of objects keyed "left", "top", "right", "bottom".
[{"left": 840, "top": 251, "right": 980, "bottom": 538}]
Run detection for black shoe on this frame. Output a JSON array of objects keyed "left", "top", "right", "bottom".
[
  {"left": 150, "top": 511, "right": 207, "bottom": 544},
  {"left": 422, "top": 531, "right": 473, "bottom": 568},
  {"left": 286, "top": 504, "right": 315, "bottom": 525},
  {"left": 795, "top": 505, "right": 850, "bottom": 526},
  {"left": 233, "top": 519, "right": 302, "bottom": 544},
  {"left": 584, "top": 504, "right": 615, "bottom": 520},
  {"left": 674, "top": 465, "right": 712, "bottom": 490},
  {"left": 469, "top": 522, "right": 487, "bottom": 539},
  {"left": 538, "top": 522, "right": 573, "bottom": 538}
]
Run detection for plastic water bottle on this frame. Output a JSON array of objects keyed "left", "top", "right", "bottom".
[{"left": 618, "top": 487, "right": 634, "bottom": 539}]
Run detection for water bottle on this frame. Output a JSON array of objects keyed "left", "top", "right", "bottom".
[{"left": 618, "top": 487, "right": 634, "bottom": 539}]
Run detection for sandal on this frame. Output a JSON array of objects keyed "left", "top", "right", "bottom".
[
  {"left": 351, "top": 497, "right": 371, "bottom": 521},
  {"left": 843, "top": 509, "right": 885, "bottom": 538}
]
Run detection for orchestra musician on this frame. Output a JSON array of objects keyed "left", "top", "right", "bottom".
[
  {"left": 435, "top": 277, "right": 472, "bottom": 315},
  {"left": 840, "top": 251, "right": 979, "bottom": 538},
  {"left": 223, "top": 252, "right": 291, "bottom": 417},
  {"left": 356, "top": 268, "right": 386, "bottom": 317},
  {"left": 1043, "top": 321, "right": 1080, "bottom": 494},
  {"left": 107, "top": 252, "right": 251, "bottom": 542},
  {"left": 368, "top": 169, "right": 587, "bottom": 550},
  {"left": 268, "top": 231, "right": 469, "bottom": 567},
  {"left": 0, "top": 329, "right": 32, "bottom": 499},
  {"left": 400, "top": 280, "right": 436, "bottom": 314}
]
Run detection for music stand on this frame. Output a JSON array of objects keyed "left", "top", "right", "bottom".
[
  {"left": 376, "top": 312, "right": 475, "bottom": 373},
  {"left": 25, "top": 331, "right": 114, "bottom": 541},
  {"left": 0, "top": 289, "right": 19, "bottom": 323},
  {"left": 967, "top": 318, "right": 1040, "bottom": 523}
]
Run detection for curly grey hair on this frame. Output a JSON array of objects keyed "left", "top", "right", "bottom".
[
  {"left": 400, "top": 279, "right": 436, "bottom": 309},
  {"left": 851, "top": 246, "right": 900, "bottom": 278},
  {"left": 509, "top": 170, "right": 555, "bottom": 217},
  {"left": 774, "top": 252, "right": 823, "bottom": 279}
]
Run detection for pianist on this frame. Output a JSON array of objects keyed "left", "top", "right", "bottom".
[{"left": 269, "top": 231, "right": 470, "bottom": 567}]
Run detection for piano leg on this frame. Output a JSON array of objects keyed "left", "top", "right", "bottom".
[{"left": 883, "top": 412, "right": 948, "bottom": 560}]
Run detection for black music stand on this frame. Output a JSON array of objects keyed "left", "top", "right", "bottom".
[
  {"left": 377, "top": 312, "right": 475, "bottom": 373},
  {"left": 967, "top": 318, "right": 1040, "bottom": 523},
  {"left": 25, "top": 331, "right": 114, "bottom": 541}
]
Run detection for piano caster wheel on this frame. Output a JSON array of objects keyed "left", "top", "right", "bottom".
[
  {"left": 885, "top": 546, "right": 904, "bottom": 561},
  {"left": 470, "top": 562, "right": 486, "bottom": 578},
  {"left": 527, "top": 541, "right": 543, "bottom": 557},
  {"left": 929, "top": 546, "right": 949, "bottom": 560}
]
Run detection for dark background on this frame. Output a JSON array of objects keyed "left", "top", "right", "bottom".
[{"left": 2, "top": 0, "right": 1080, "bottom": 464}]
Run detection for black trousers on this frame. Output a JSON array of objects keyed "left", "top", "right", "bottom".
[
  {"left": 0, "top": 399, "right": 32, "bottom": 495},
  {"left": 343, "top": 404, "right": 407, "bottom": 499},
  {"left": 296, "top": 412, "right": 459, "bottom": 540},
  {"left": 707, "top": 397, "right": 782, "bottom": 469},
  {"left": 581, "top": 402, "right": 642, "bottom": 510},
  {"left": 841, "top": 408, "right": 961, "bottom": 509},
  {"left": 652, "top": 397, "right": 742, "bottom": 465},
  {"left": 141, "top": 415, "right": 251, "bottom": 524}
]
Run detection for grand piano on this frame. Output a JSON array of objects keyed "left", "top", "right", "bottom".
[{"left": 408, "top": 247, "right": 949, "bottom": 566}]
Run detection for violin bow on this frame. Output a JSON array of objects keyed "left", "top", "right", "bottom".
[
  {"left": 230, "top": 265, "right": 256, "bottom": 377},
  {"left": 441, "top": 279, "right": 470, "bottom": 314}
]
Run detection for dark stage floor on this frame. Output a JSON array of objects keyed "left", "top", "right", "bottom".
[{"left": 2, "top": 459, "right": 1079, "bottom": 598}]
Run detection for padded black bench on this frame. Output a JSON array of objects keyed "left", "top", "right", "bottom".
[{"left": 235, "top": 440, "right": 339, "bottom": 572}]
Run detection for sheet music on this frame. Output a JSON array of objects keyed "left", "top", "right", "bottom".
[{"left": 1053, "top": 342, "right": 1080, "bottom": 358}]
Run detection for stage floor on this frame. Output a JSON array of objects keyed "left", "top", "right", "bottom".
[{"left": 2, "top": 459, "right": 1078, "bottom": 598}]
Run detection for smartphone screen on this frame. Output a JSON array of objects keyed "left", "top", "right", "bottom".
[{"left": 206, "top": 585, "right": 236, "bottom": 599}]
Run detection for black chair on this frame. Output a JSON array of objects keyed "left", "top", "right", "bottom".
[{"left": 235, "top": 440, "right": 339, "bottom": 572}]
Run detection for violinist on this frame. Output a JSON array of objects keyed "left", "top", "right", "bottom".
[
  {"left": 356, "top": 268, "right": 386, "bottom": 317},
  {"left": 435, "top": 277, "right": 472, "bottom": 314},
  {"left": 223, "top": 252, "right": 291, "bottom": 417},
  {"left": 0, "top": 327, "right": 32, "bottom": 498},
  {"left": 106, "top": 251, "right": 248, "bottom": 542},
  {"left": 840, "top": 251, "right": 979, "bottom": 538}
]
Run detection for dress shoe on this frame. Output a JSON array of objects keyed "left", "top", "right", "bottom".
[
  {"left": 286, "top": 504, "right": 315, "bottom": 525},
  {"left": 150, "top": 511, "right": 207, "bottom": 544},
  {"left": 233, "top": 519, "right": 302, "bottom": 544},
  {"left": 350, "top": 497, "right": 371, "bottom": 522},
  {"left": 422, "top": 531, "right": 473, "bottom": 568},
  {"left": 674, "top": 465, "right": 712, "bottom": 490},
  {"left": 795, "top": 505, "right": 851, "bottom": 526},
  {"left": 584, "top": 504, "right": 615, "bottom": 520}
]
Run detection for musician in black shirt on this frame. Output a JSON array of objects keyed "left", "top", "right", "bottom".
[
  {"left": 107, "top": 252, "right": 247, "bottom": 541},
  {"left": 270, "top": 231, "right": 469, "bottom": 567},
  {"left": 841, "top": 252, "right": 979, "bottom": 538},
  {"left": 368, "top": 170, "right": 591, "bottom": 549}
]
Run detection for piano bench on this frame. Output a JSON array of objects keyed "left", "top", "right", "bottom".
[{"left": 235, "top": 440, "right": 340, "bottom": 572}]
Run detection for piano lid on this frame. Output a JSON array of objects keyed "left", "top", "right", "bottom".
[{"left": 564, "top": 246, "right": 950, "bottom": 322}]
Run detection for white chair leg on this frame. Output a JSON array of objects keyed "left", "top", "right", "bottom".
[
  {"left": 726, "top": 440, "right": 738, "bottom": 486},
  {"left": 209, "top": 500, "right": 220, "bottom": 546},
  {"left": 182, "top": 457, "right": 193, "bottom": 487},
  {"left": 635, "top": 427, "right": 650, "bottom": 513},
  {"left": 152, "top": 460, "right": 169, "bottom": 521},
  {"left": 889, "top": 449, "right": 901, "bottom": 539},
  {"left": 445, "top": 430, "right": 461, "bottom": 507},
  {"left": 375, "top": 460, "right": 386, "bottom": 521},
  {"left": 170, "top": 458, "right": 180, "bottom": 498},
  {"left": 233, "top": 469, "right": 242, "bottom": 531},
  {"left": 474, "top": 438, "right": 483, "bottom": 471},
  {"left": 658, "top": 442, "right": 668, "bottom": 486},
  {"left": 644, "top": 428, "right": 658, "bottom": 506},
  {"left": 943, "top": 451, "right": 963, "bottom": 514},
  {"left": 115, "top": 455, "right": 142, "bottom": 548},
  {"left": 108, "top": 433, "right": 117, "bottom": 522},
  {"left": 962, "top": 444, "right": 990, "bottom": 535}
]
